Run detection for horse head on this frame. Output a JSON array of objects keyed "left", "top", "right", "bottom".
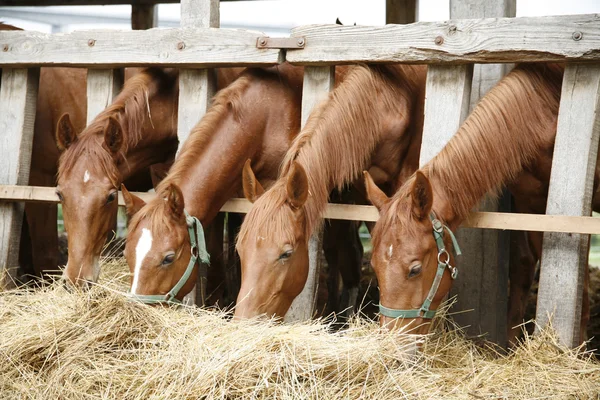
[
  {"left": 123, "top": 183, "right": 198, "bottom": 303},
  {"left": 234, "top": 160, "right": 310, "bottom": 319},
  {"left": 365, "top": 170, "right": 459, "bottom": 334},
  {"left": 56, "top": 113, "right": 124, "bottom": 287}
]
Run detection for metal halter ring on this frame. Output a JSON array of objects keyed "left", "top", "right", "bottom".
[{"left": 437, "top": 249, "right": 450, "bottom": 265}]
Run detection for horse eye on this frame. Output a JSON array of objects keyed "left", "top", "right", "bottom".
[
  {"left": 106, "top": 191, "right": 117, "bottom": 204},
  {"left": 56, "top": 190, "right": 64, "bottom": 202},
  {"left": 162, "top": 253, "right": 176, "bottom": 265},
  {"left": 408, "top": 264, "right": 422, "bottom": 278},
  {"left": 279, "top": 250, "right": 293, "bottom": 260}
]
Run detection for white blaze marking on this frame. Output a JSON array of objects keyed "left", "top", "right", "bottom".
[
  {"left": 388, "top": 245, "right": 393, "bottom": 258},
  {"left": 83, "top": 170, "right": 90, "bottom": 183},
  {"left": 131, "top": 228, "right": 153, "bottom": 294}
]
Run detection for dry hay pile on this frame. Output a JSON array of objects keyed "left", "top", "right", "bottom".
[{"left": 1, "top": 260, "right": 600, "bottom": 399}]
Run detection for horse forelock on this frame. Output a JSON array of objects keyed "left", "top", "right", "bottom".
[
  {"left": 237, "top": 181, "right": 299, "bottom": 247},
  {"left": 57, "top": 136, "right": 121, "bottom": 188}
]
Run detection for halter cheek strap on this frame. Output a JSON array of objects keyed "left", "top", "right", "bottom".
[
  {"left": 378, "top": 212, "right": 461, "bottom": 320},
  {"left": 126, "top": 210, "right": 210, "bottom": 305}
]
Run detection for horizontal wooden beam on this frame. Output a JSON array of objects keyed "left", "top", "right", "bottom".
[
  {"left": 287, "top": 14, "right": 600, "bottom": 65},
  {"left": 2, "top": 184, "right": 600, "bottom": 234},
  {"left": 0, "top": 28, "right": 282, "bottom": 68}
]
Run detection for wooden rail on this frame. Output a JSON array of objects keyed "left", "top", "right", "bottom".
[
  {"left": 0, "top": 28, "right": 282, "bottom": 68},
  {"left": 2, "top": 185, "right": 600, "bottom": 235},
  {"left": 287, "top": 14, "right": 600, "bottom": 65}
]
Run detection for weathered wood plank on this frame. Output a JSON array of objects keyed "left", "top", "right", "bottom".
[
  {"left": 0, "top": 68, "right": 39, "bottom": 284},
  {"left": 131, "top": 4, "right": 158, "bottom": 30},
  {"left": 177, "top": 0, "right": 220, "bottom": 307},
  {"left": 86, "top": 69, "right": 123, "bottom": 123},
  {"left": 285, "top": 66, "right": 335, "bottom": 322},
  {"left": 447, "top": 0, "right": 515, "bottom": 348},
  {"left": 4, "top": 185, "right": 600, "bottom": 234},
  {"left": 288, "top": 14, "right": 600, "bottom": 65},
  {"left": 386, "top": 0, "right": 417, "bottom": 24},
  {"left": 0, "top": 28, "right": 281, "bottom": 68},
  {"left": 419, "top": 64, "right": 472, "bottom": 165},
  {"left": 536, "top": 63, "right": 600, "bottom": 348}
]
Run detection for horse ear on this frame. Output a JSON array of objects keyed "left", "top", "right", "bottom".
[
  {"left": 242, "top": 159, "right": 264, "bottom": 203},
  {"left": 286, "top": 161, "right": 309, "bottom": 210},
  {"left": 165, "top": 183, "right": 185, "bottom": 220},
  {"left": 56, "top": 113, "right": 77, "bottom": 151},
  {"left": 121, "top": 184, "right": 146, "bottom": 219},
  {"left": 364, "top": 171, "right": 390, "bottom": 211},
  {"left": 102, "top": 116, "right": 124, "bottom": 155},
  {"left": 411, "top": 171, "right": 433, "bottom": 220}
]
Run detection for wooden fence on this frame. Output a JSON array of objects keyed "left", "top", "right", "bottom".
[{"left": 0, "top": 0, "right": 599, "bottom": 348}]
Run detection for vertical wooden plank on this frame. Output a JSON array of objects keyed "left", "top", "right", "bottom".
[
  {"left": 386, "top": 0, "right": 417, "bottom": 24},
  {"left": 285, "top": 66, "right": 335, "bottom": 322},
  {"left": 448, "top": 0, "right": 515, "bottom": 348},
  {"left": 131, "top": 4, "right": 158, "bottom": 30},
  {"left": 536, "top": 64, "right": 600, "bottom": 348},
  {"left": 419, "top": 64, "right": 473, "bottom": 166},
  {"left": 86, "top": 69, "right": 123, "bottom": 123},
  {"left": 0, "top": 68, "right": 39, "bottom": 285},
  {"left": 178, "top": 0, "right": 219, "bottom": 306}
]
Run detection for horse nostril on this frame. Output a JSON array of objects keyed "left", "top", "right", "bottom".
[{"left": 62, "top": 278, "right": 75, "bottom": 293}]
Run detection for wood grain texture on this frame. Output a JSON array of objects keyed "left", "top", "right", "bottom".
[
  {"left": 0, "top": 68, "right": 39, "bottom": 284},
  {"left": 419, "top": 64, "right": 472, "bottom": 166},
  {"left": 288, "top": 14, "right": 600, "bottom": 65},
  {"left": 131, "top": 4, "right": 158, "bottom": 30},
  {"left": 285, "top": 66, "right": 335, "bottom": 322},
  {"left": 536, "top": 63, "right": 600, "bottom": 347},
  {"left": 4, "top": 186, "right": 600, "bottom": 234},
  {"left": 386, "top": 0, "right": 417, "bottom": 24},
  {"left": 86, "top": 69, "right": 123, "bottom": 123},
  {"left": 0, "top": 28, "right": 281, "bottom": 68},
  {"left": 447, "top": 0, "right": 515, "bottom": 348}
]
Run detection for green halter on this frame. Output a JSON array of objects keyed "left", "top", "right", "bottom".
[
  {"left": 126, "top": 210, "right": 210, "bottom": 305},
  {"left": 379, "top": 212, "right": 461, "bottom": 320}
]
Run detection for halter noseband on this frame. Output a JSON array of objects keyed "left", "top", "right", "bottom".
[
  {"left": 379, "top": 212, "right": 461, "bottom": 320},
  {"left": 126, "top": 210, "right": 210, "bottom": 305}
]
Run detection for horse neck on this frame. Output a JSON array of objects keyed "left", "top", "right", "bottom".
[
  {"left": 283, "top": 64, "right": 424, "bottom": 236},
  {"left": 423, "top": 63, "right": 563, "bottom": 227},
  {"left": 161, "top": 72, "right": 301, "bottom": 225}
]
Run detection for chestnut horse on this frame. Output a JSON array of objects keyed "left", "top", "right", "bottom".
[
  {"left": 0, "top": 24, "right": 89, "bottom": 281},
  {"left": 365, "top": 63, "right": 591, "bottom": 342},
  {"left": 121, "top": 63, "right": 365, "bottom": 308},
  {"left": 55, "top": 67, "right": 241, "bottom": 287},
  {"left": 235, "top": 64, "right": 427, "bottom": 319}
]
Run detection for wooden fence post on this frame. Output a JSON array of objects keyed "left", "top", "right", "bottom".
[
  {"left": 132, "top": 4, "right": 158, "bottom": 30},
  {"left": 178, "top": 0, "right": 219, "bottom": 306},
  {"left": 86, "top": 69, "right": 122, "bottom": 123},
  {"left": 419, "top": 65, "right": 472, "bottom": 166},
  {"left": 0, "top": 68, "right": 39, "bottom": 285},
  {"left": 285, "top": 66, "right": 335, "bottom": 322},
  {"left": 386, "top": 0, "right": 417, "bottom": 24},
  {"left": 536, "top": 64, "right": 600, "bottom": 347},
  {"left": 447, "top": 0, "right": 515, "bottom": 347}
]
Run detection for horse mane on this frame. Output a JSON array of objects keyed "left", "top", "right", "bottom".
[
  {"left": 128, "top": 71, "right": 254, "bottom": 234},
  {"left": 239, "top": 64, "right": 425, "bottom": 243},
  {"left": 57, "top": 68, "right": 177, "bottom": 187},
  {"left": 378, "top": 63, "right": 564, "bottom": 238}
]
